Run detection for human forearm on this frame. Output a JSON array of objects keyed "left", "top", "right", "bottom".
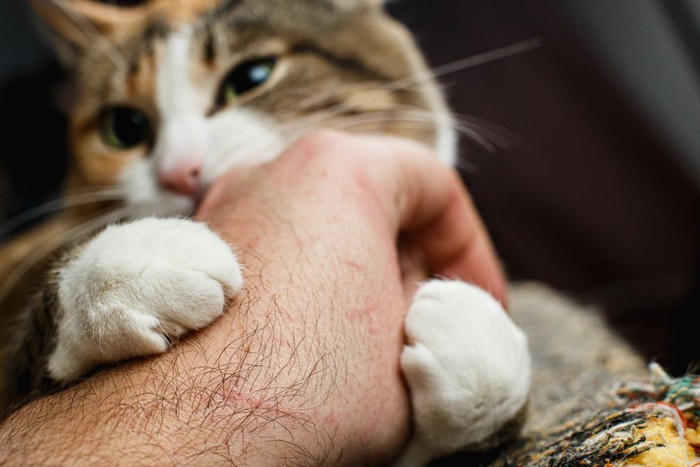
[
  {"left": 0, "top": 135, "right": 412, "bottom": 465},
  {"left": 0, "top": 131, "right": 508, "bottom": 466},
  {"left": 0, "top": 232, "right": 405, "bottom": 465}
]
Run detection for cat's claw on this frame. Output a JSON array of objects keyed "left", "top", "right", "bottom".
[
  {"left": 47, "top": 218, "right": 243, "bottom": 383},
  {"left": 393, "top": 280, "right": 531, "bottom": 467}
]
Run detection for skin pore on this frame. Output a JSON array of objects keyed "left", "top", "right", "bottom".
[{"left": 0, "top": 131, "right": 505, "bottom": 465}]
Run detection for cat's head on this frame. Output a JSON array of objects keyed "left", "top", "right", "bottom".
[{"left": 30, "top": 0, "right": 455, "bottom": 215}]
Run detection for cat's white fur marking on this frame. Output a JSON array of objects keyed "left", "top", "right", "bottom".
[
  {"left": 120, "top": 160, "right": 195, "bottom": 216},
  {"left": 48, "top": 218, "right": 243, "bottom": 382},
  {"left": 204, "top": 108, "right": 287, "bottom": 180},
  {"left": 158, "top": 26, "right": 209, "bottom": 117},
  {"left": 121, "top": 27, "right": 286, "bottom": 214},
  {"left": 155, "top": 26, "right": 286, "bottom": 180},
  {"left": 155, "top": 27, "right": 209, "bottom": 176},
  {"left": 433, "top": 107, "right": 458, "bottom": 166},
  {"left": 50, "top": 18, "right": 528, "bottom": 465},
  {"left": 393, "top": 280, "right": 531, "bottom": 467},
  {"left": 119, "top": 108, "right": 286, "bottom": 216}
]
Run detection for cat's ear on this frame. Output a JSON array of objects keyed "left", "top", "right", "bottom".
[{"left": 28, "top": 0, "right": 142, "bottom": 67}]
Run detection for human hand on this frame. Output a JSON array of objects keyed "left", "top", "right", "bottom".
[
  {"left": 200, "top": 130, "right": 506, "bottom": 305},
  {"left": 197, "top": 130, "right": 507, "bottom": 464},
  {"left": 0, "top": 130, "right": 506, "bottom": 466}
]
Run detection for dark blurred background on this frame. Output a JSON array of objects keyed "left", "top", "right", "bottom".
[{"left": 1, "top": 1, "right": 699, "bottom": 374}]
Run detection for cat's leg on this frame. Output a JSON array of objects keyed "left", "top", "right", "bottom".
[
  {"left": 392, "top": 280, "right": 531, "bottom": 467},
  {"left": 46, "top": 217, "right": 243, "bottom": 383}
]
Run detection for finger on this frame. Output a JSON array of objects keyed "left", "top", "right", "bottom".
[{"left": 387, "top": 143, "right": 508, "bottom": 306}]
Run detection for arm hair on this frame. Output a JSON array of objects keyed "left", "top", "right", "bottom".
[{"left": 0, "top": 288, "right": 339, "bottom": 466}]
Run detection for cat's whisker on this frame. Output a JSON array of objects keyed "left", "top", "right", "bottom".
[
  {"left": 50, "top": 0, "right": 127, "bottom": 70},
  {"left": 383, "top": 37, "right": 546, "bottom": 95},
  {"left": 276, "top": 92, "right": 407, "bottom": 134},
  {"left": 451, "top": 114, "right": 519, "bottom": 153},
  {"left": 326, "top": 112, "right": 433, "bottom": 129},
  {"left": 279, "top": 106, "right": 504, "bottom": 177},
  {"left": 281, "top": 103, "right": 503, "bottom": 156},
  {"left": 0, "top": 208, "right": 125, "bottom": 311},
  {"left": 211, "top": 133, "right": 294, "bottom": 173},
  {"left": 276, "top": 110, "right": 419, "bottom": 146},
  {"left": 272, "top": 38, "right": 544, "bottom": 160},
  {"left": 61, "top": 185, "right": 126, "bottom": 195},
  {"left": 0, "top": 189, "right": 125, "bottom": 241},
  {"left": 285, "top": 37, "right": 544, "bottom": 119},
  {"left": 280, "top": 78, "right": 521, "bottom": 157},
  {"left": 285, "top": 82, "right": 391, "bottom": 115}
]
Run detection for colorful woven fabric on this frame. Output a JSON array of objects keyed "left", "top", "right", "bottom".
[{"left": 495, "top": 364, "right": 700, "bottom": 466}]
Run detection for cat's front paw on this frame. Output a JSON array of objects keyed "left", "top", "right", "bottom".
[
  {"left": 47, "top": 218, "right": 243, "bottom": 383},
  {"left": 393, "top": 280, "right": 531, "bottom": 467}
]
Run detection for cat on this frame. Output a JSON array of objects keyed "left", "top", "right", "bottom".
[{"left": 0, "top": 1, "right": 531, "bottom": 465}]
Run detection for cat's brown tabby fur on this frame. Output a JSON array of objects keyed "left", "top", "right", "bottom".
[{"left": 0, "top": 0, "right": 453, "bottom": 412}]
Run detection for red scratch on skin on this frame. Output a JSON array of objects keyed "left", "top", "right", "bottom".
[
  {"left": 345, "top": 294, "right": 379, "bottom": 321},
  {"left": 344, "top": 259, "right": 364, "bottom": 271},
  {"left": 212, "top": 386, "right": 297, "bottom": 421},
  {"left": 345, "top": 307, "right": 370, "bottom": 321},
  {"left": 325, "top": 412, "right": 338, "bottom": 428},
  {"left": 345, "top": 312, "right": 384, "bottom": 336}
]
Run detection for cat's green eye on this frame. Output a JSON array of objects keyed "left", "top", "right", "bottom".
[
  {"left": 218, "top": 58, "right": 277, "bottom": 106},
  {"left": 99, "top": 106, "right": 151, "bottom": 150}
]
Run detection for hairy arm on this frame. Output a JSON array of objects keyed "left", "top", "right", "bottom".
[{"left": 0, "top": 131, "right": 505, "bottom": 465}]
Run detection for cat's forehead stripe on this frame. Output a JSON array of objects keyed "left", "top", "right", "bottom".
[
  {"left": 86, "top": 1, "right": 418, "bottom": 123},
  {"left": 63, "top": 0, "right": 451, "bottom": 203},
  {"left": 119, "top": 20, "right": 166, "bottom": 81},
  {"left": 124, "top": 11, "right": 221, "bottom": 76},
  {"left": 203, "top": 33, "right": 216, "bottom": 65},
  {"left": 203, "top": 0, "right": 243, "bottom": 22},
  {"left": 142, "top": 20, "right": 170, "bottom": 43}
]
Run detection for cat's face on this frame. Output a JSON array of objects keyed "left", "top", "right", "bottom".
[{"left": 32, "top": 0, "right": 455, "bottom": 215}]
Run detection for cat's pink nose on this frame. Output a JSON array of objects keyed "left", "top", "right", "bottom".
[{"left": 159, "top": 161, "right": 202, "bottom": 197}]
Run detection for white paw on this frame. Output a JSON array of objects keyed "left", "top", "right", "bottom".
[
  {"left": 48, "top": 218, "right": 243, "bottom": 382},
  {"left": 393, "top": 280, "right": 531, "bottom": 467}
]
